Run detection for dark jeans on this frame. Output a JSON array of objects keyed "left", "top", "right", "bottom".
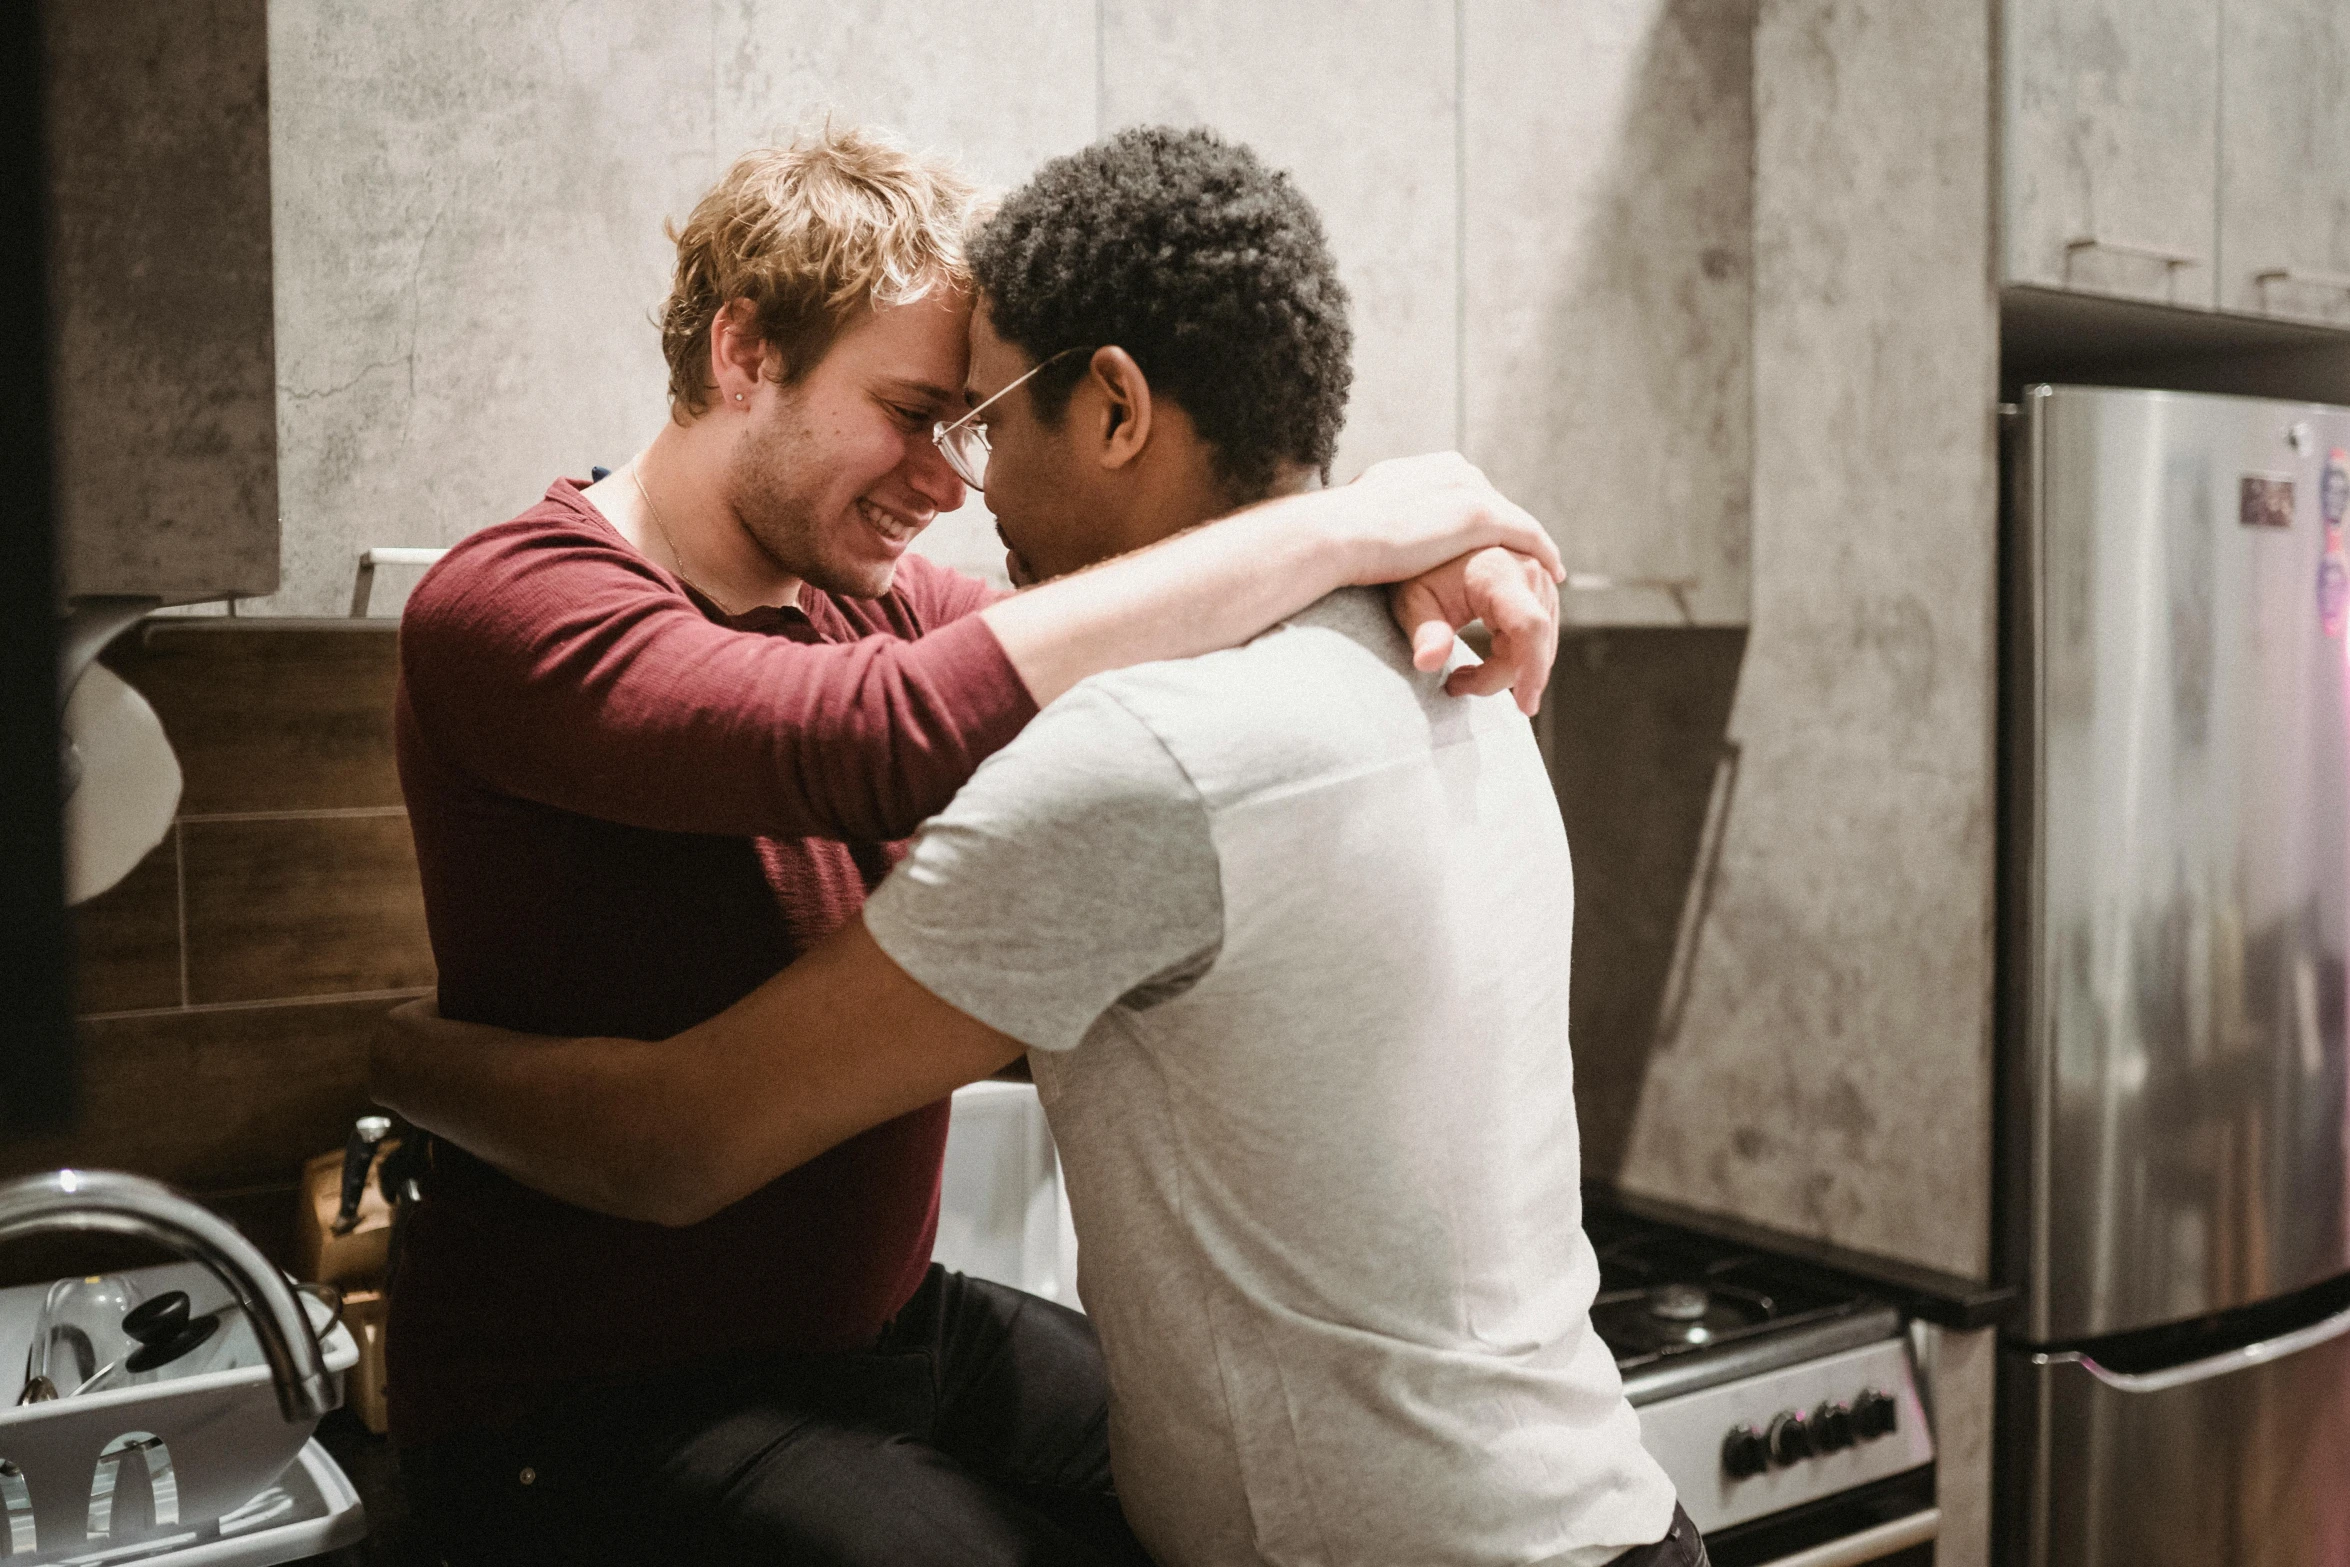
[
  {"left": 402, "top": 1266, "right": 1149, "bottom": 1567},
  {"left": 1604, "top": 1504, "right": 1709, "bottom": 1567}
]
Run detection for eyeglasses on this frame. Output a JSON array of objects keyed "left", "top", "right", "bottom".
[{"left": 932, "top": 346, "right": 1094, "bottom": 491}]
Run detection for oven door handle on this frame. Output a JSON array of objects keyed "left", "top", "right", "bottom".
[
  {"left": 1746, "top": 1506, "right": 1939, "bottom": 1567},
  {"left": 2033, "top": 1299, "right": 2350, "bottom": 1394}
]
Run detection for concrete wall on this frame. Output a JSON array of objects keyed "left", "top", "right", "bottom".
[
  {"left": 1466, "top": 0, "right": 1754, "bottom": 628},
  {"left": 1100, "top": 0, "right": 1460, "bottom": 483},
  {"left": 256, "top": 0, "right": 1752, "bottom": 621},
  {"left": 1604, "top": 0, "right": 2001, "bottom": 1280}
]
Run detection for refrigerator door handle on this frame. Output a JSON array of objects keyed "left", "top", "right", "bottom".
[{"left": 2034, "top": 1301, "right": 2350, "bottom": 1394}]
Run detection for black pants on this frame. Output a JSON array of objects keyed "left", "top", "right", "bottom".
[
  {"left": 402, "top": 1267, "right": 1149, "bottom": 1567},
  {"left": 1604, "top": 1503, "right": 1709, "bottom": 1567}
]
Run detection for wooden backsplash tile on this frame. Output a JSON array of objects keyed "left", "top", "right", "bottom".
[
  {"left": 183, "top": 814, "right": 434, "bottom": 1004},
  {"left": 106, "top": 622, "right": 401, "bottom": 815},
  {"left": 69, "top": 832, "right": 181, "bottom": 1014},
  {"left": 0, "top": 996, "right": 391, "bottom": 1193}
]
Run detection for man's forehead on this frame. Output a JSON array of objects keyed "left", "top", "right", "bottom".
[
  {"left": 842, "top": 295, "right": 971, "bottom": 406},
  {"left": 851, "top": 289, "right": 968, "bottom": 366},
  {"left": 874, "top": 372, "right": 962, "bottom": 406},
  {"left": 963, "top": 311, "right": 1026, "bottom": 404}
]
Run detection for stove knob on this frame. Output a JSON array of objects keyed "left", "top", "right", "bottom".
[
  {"left": 1721, "top": 1424, "right": 1769, "bottom": 1479},
  {"left": 1766, "top": 1408, "right": 1813, "bottom": 1466},
  {"left": 1853, "top": 1389, "right": 1899, "bottom": 1440},
  {"left": 1811, "top": 1400, "right": 1856, "bottom": 1452}
]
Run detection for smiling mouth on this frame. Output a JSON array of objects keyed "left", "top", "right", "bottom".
[{"left": 857, "top": 497, "right": 923, "bottom": 549}]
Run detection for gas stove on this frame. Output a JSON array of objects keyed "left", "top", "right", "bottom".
[{"left": 1584, "top": 1209, "right": 1938, "bottom": 1562}]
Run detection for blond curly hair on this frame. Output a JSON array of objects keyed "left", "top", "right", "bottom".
[{"left": 660, "top": 123, "right": 978, "bottom": 418}]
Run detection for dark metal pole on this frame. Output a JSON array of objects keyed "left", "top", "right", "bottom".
[{"left": 2, "top": 0, "right": 78, "bottom": 1136}]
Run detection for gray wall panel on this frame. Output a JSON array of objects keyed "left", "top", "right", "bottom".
[
  {"left": 265, "top": 0, "right": 718, "bottom": 617},
  {"left": 1099, "top": 0, "right": 1459, "bottom": 480},
  {"left": 1464, "top": 0, "right": 1753, "bottom": 628},
  {"left": 1613, "top": 0, "right": 1998, "bottom": 1280}
]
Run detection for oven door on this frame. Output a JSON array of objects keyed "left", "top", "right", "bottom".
[
  {"left": 1702, "top": 1467, "right": 1937, "bottom": 1567},
  {"left": 1999, "top": 1290, "right": 2350, "bottom": 1567}
]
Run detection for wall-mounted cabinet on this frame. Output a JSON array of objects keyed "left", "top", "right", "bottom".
[
  {"left": 255, "top": 0, "right": 1753, "bottom": 625},
  {"left": 2218, "top": 0, "right": 2350, "bottom": 327},
  {"left": 45, "top": 0, "right": 279, "bottom": 608},
  {"left": 2001, "top": 0, "right": 2219, "bottom": 309},
  {"left": 2002, "top": 0, "right": 2350, "bottom": 334}
]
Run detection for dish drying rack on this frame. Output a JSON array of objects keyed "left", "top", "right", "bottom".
[{"left": 0, "top": 1263, "right": 362, "bottom": 1565}]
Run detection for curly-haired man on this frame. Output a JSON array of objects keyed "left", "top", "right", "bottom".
[{"left": 383, "top": 127, "right": 1698, "bottom": 1566}]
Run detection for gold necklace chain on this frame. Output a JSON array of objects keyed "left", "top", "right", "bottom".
[{"left": 630, "top": 463, "right": 747, "bottom": 617}]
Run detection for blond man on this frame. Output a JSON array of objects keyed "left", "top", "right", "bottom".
[{"left": 385, "top": 125, "right": 1561, "bottom": 1566}]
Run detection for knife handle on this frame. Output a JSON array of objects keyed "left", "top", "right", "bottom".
[{"left": 332, "top": 1115, "right": 393, "bottom": 1235}]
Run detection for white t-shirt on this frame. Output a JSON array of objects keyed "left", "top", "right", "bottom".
[{"left": 864, "top": 589, "right": 1677, "bottom": 1567}]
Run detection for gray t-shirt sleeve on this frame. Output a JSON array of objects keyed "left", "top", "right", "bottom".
[{"left": 862, "top": 682, "right": 1223, "bottom": 1053}]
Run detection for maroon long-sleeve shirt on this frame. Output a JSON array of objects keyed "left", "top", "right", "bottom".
[{"left": 387, "top": 480, "right": 1032, "bottom": 1442}]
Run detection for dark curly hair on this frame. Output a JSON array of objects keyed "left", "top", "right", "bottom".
[{"left": 969, "top": 126, "right": 1352, "bottom": 499}]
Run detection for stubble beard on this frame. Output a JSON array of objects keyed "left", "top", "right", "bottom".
[{"left": 724, "top": 388, "right": 895, "bottom": 599}]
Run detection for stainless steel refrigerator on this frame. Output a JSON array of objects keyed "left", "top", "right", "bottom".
[{"left": 2000, "top": 384, "right": 2350, "bottom": 1566}]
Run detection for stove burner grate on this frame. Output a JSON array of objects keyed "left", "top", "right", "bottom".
[
  {"left": 1591, "top": 1281, "right": 1780, "bottom": 1356},
  {"left": 1582, "top": 1208, "right": 1872, "bottom": 1372}
]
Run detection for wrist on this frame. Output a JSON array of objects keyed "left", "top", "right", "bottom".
[{"left": 1275, "top": 485, "right": 1370, "bottom": 592}]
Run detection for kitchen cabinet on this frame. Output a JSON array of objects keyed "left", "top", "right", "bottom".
[
  {"left": 1999, "top": 0, "right": 2220, "bottom": 308},
  {"left": 45, "top": 0, "right": 279, "bottom": 609},
  {"left": 2003, "top": 0, "right": 2350, "bottom": 336},
  {"left": 2218, "top": 0, "right": 2350, "bottom": 328},
  {"left": 1101, "top": 0, "right": 1458, "bottom": 486}
]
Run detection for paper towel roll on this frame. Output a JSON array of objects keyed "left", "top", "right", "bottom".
[{"left": 62, "top": 662, "right": 182, "bottom": 906}]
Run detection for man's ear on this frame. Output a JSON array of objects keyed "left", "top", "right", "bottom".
[
  {"left": 1087, "top": 347, "right": 1153, "bottom": 472},
  {"left": 707, "top": 300, "right": 775, "bottom": 409}
]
